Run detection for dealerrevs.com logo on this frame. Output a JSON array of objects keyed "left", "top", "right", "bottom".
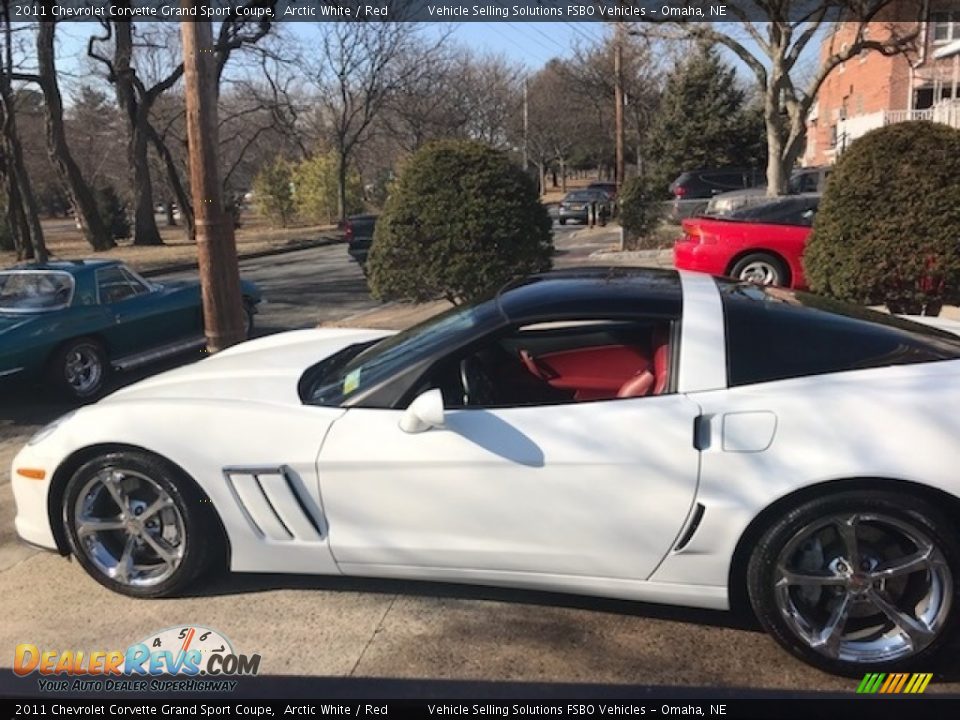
[{"left": 14, "top": 625, "right": 260, "bottom": 693}]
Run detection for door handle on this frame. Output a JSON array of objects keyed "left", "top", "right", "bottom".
[{"left": 693, "top": 415, "right": 712, "bottom": 450}]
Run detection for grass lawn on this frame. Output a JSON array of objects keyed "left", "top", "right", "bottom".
[{"left": 1, "top": 213, "right": 340, "bottom": 274}]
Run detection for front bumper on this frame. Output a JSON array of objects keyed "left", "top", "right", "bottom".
[{"left": 11, "top": 443, "right": 58, "bottom": 550}]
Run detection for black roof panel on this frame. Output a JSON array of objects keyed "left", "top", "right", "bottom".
[{"left": 497, "top": 267, "right": 682, "bottom": 321}]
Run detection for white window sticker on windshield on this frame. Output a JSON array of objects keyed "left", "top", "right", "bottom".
[{"left": 343, "top": 368, "right": 361, "bottom": 395}]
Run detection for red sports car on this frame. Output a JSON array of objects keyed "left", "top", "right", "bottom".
[{"left": 673, "top": 195, "right": 819, "bottom": 289}]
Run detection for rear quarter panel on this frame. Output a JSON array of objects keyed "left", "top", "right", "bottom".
[{"left": 651, "top": 360, "right": 960, "bottom": 591}]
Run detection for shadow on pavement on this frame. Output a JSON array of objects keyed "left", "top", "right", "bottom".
[{"left": 187, "top": 570, "right": 762, "bottom": 634}]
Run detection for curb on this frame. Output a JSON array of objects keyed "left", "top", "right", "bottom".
[{"left": 141, "top": 235, "right": 342, "bottom": 278}]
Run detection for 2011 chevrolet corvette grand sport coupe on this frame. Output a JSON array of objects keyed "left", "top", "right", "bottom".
[{"left": 12, "top": 268, "right": 960, "bottom": 675}]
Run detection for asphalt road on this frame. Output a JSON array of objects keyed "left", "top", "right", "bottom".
[{"left": 4, "top": 226, "right": 959, "bottom": 696}]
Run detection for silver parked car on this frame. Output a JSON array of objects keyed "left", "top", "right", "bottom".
[{"left": 705, "top": 166, "right": 831, "bottom": 217}]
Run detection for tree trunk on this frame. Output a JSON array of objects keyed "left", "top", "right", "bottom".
[
  {"left": 147, "top": 122, "right": 195, "bottom": 241},
  {"left": 113, "top": 20, "right": 162, "bottom": 246},
  {"left": 336, "top": 152, "right": 348, "bottom": 221},
  {"left": 36, "top": 19, "right": 114, "bottom": 251},
  {"left": 0, "top": 95, "right": 46, "bottom": 261},
  {"left": 2, "top": 161, "right": 32, "bottom": 260},
  {"left": 764, "top": 96, "right": 789, "bottom": 197},
  {"left": 129, "top": 114, "right": 163, "bottom": 246}
]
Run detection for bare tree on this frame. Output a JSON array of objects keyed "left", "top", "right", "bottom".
[
  {"left": 628, "top": 0, "right": 923, "bottom": 194},
  {"left": 308, "top": 12, "right": 443, "bottom": 219},
  {"left": 88, "top": 4, "right": 277, "bottom": 245},
  {"left": 36, "top": 11, "right": 113, "bottom": 250},
  {"left": 565, "top": 33, "right": 662, "bottom": 178},
  {"left": 0, "top": 4, "right": 45, "bottom": 261}
]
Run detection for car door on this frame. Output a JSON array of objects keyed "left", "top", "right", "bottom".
[
  {"left": 317, "top": 347, "right": 702, "bottom": 583},
  {"left": 95, "top": 266, "right": 186, "bottom": 356}
]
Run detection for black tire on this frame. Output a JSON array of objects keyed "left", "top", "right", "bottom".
[
  {"left": 63, "top": 451, "right": 221, "bottom": 598},
  {"left": 729, "top": 252, "right": 789, "bottom": 287},
  {"left": 48, "top": 338, "right": 108, "bottom": 401},
  {"left": 559, "top": 218, "right": 567, "bottom": 225},
  {"left": 747, "top": 490, "right": 960, "bottom": 676}
]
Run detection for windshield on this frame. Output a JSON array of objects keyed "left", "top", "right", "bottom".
[
  {"left": 303, "top": 299, "right": 503, "bottom": 406},
  {"left": 0, "top": 271, "right": 74, "bottom": 312}
]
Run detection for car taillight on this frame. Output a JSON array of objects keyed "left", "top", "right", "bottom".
[
  {"left": 674, "top": 185, "right": 688, "bottom": 199},
  {"left": 343, "top": 223, "right": 354, "bottom": 242}
]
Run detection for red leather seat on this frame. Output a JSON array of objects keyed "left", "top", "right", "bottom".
[
  {"left": 651, "top": 326, "right": 671, "bottom": 395},
  {"left": 616, "top": 370, "right": 655, "bottom": 398}
]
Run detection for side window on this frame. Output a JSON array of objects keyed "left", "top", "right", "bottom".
[
  {"left": 417, "top": 319, "right": 677, "bottom": 409},
  {"left": 97, "top": 266, "right": 148, "bottom": 304},
  {"left": 719, "top": 282, "right": 960, "bottom": 387},
  {"left": 789, "top": 173, "right": 818, "bottom": 194}
]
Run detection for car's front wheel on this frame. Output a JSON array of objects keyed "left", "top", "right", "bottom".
[
  {"left": 63, "top": 451, "right": 219, "bottom": 598},
  {"left": 747, "top": 490, "right": 959, "bottom": 675}
]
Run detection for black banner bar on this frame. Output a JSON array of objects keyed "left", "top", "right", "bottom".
[
  {"left": 3, "top": 0, "right": 935, "bottom": 24},
  {"left": 3, "top": 697, "right": 960, "bottom": 720}
]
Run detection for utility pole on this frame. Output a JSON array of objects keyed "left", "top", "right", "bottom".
[
  {"left": 614, "top": 22, "right": 625, "bottom": 190},
  {"left": 181, "top": 12, "right": 245, "bottom": 353},
  {"left": 522, "top": 77, "right": 529, "bottom": 175}
]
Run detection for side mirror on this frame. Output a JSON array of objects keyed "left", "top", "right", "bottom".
[{"left": 398, "top": 388, "right": 446, "bottom": 434}]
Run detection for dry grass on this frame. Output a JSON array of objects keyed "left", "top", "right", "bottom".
[{"left": 2, "top": 213, "right": 340, "bottom": 275}]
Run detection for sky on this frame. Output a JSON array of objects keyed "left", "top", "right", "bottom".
[
  {"left": 47, "top": 19, "right": 780, "bottom": 95},
  {"left": 442, "top": 21, "right": 613, "bottom": 67}
]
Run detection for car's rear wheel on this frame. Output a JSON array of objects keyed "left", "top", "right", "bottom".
[
  {"left": 63, "top": 451, "right": 219, "bottom": 598},
  {"left": 50, "top": 338, "right": 107, "bottom": 400},
  {"left": 747, "top": 491, "right": 959, "bottom": 675},
  {"left": 730, "top": 253, "right": 788, "bottom": 287},
  {"left": 559, "top": 218, "right": 567, "bottom": 225}
]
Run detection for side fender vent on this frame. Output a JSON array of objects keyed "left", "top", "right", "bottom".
[
  {"left": 223, "top": 465, "right": 324, "bottom": 543},
  {"left": 674, "top": 503, "right": 706, "bottom": 552}
]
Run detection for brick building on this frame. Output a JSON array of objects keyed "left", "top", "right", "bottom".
[{"left": 805, "top": 4, "right": 960, "bottom": 166}]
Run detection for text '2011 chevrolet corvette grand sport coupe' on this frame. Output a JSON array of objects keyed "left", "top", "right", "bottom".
[{"left": 12, "top": 267, "right": 960, "bottom": 676}]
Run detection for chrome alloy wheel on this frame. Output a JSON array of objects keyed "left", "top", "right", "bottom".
[
  {"left": 72, "top": 468, "right": 186, "bottom": 587},
  {"left": 738, "top": 260, "right": 779, "bottom": 285},
  {"left": 774, "top": 513, "right": 952, "bottom": 664},
  {"left": 64, "top": 346, "right": 103, "bottom": 395}
]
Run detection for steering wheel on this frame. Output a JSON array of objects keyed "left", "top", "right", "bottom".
[{"left": 459, "top": 356, "right": 497, "bottom": 406}]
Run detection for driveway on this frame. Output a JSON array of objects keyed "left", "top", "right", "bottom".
[{"left": 4, "top": 227, "right": 959, "bottom": 696}]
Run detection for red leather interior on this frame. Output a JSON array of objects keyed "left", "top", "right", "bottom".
[
  {"left": 651, "top": 327, "right": 671, "bottom": 395},
  {"left": 527, "top": 344, "right": 650, "bottom": 400},
  {"left": 616, "top": 370, "right": 655, "bottom": 398},
  {"left": 516, "top": 326, "right": 672, "bottom": 402}
]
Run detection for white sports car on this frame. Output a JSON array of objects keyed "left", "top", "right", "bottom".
[{"left": 12, "top": 268, "right": 960, "bottom": 676}]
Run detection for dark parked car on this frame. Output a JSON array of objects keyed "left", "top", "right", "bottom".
[
  {"left": 342, "top": 214, "right": 378, "bottom": 271},
  {"left": 558, "top": 189, "right": 613, "bottom": 225},
  {"left": 669, "top": 168, "right": 764, "bottom": 220},
  {"left": 0, "top": 259, "right": 261, "bottom": 399}
]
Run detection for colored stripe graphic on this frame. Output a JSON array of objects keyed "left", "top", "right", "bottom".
[{"left": 857, "top": 672, "right": 932, "bottom": 694}]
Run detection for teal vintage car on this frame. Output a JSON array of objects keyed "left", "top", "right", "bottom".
[{"left": 0, "top": 259, "right": 261, "bottom": 399}]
